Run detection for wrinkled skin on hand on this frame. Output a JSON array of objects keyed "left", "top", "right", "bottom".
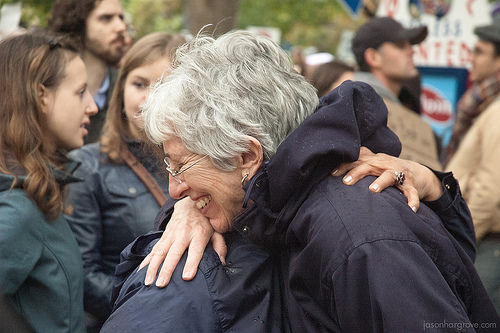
[
  {"left": 332, "top": 147, "right": 443, "bottom": 212},
  {"left": 139, "top": 197, "right": 226, "bottom": 287}
]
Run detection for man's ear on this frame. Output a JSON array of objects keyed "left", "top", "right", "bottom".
[
  {"left": 240, "top": 136, "right": 264, "bottom": 178},
  {"left": 364, "top": 48, "right": 381, "bottom": 69},
  {"left": 38, "top": 84, "right": 51, "bottom": 114}
]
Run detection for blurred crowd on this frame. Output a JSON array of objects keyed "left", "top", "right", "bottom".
[{"left": 1, "top": 0, "right": 500, "bottom": 332}]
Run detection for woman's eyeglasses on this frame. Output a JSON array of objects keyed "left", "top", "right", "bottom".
[{"left": 164, "top": 155, "right": 208, "bottom": 183}]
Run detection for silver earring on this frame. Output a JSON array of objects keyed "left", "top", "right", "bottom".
[{"left": 241, "top": 173, "right": 249, "bottom": 186}]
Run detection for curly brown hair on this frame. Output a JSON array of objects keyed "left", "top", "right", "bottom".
[
  {"left": 47, "top": 0, "right": 99, "bottom": 51},
  {"left": 0, "top": 31, "right": 80, "bottom": 220}
]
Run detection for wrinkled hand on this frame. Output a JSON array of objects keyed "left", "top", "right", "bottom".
[
  {"left": 139, "top": 197, "right": 227, "bottom": 288},
  {"left": 332, "top": 147, "right": 443, "bottom": 212}
]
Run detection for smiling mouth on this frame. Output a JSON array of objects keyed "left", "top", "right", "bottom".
[{"left": 195, "top": 195, "right": 212, "bottom": 210}]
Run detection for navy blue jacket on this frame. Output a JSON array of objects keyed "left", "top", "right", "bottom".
[
  {"left": 233, "top": 81, "right": 499, "bottom": 331},
  {"left": 103, "top": 81, "right": 496, "bottom": 332},
  {"left": 102, "top": 210, "right": 289, "bottom": 332}
]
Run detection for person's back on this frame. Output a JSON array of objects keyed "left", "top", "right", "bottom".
[
  {"left": 283, "top": 176, "right": 493, "bottom": 331},
  {"left": 232, "top": 81, "right": 499, "bottom": 331},
  {"left": 351, "top": 17, "right": 442, "bottom": 170}
]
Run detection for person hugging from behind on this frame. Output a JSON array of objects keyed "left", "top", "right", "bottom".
[{"left": 103, "top": 30, "right": 499, "bottom": 332}]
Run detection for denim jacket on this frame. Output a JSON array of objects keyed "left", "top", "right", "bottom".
[{"left": 65, "top": 141, "right": 170, "bottom": 326}]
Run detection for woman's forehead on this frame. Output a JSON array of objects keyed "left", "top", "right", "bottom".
[{"left": 162, "top": 137, "right": 189, "bottom": 158}]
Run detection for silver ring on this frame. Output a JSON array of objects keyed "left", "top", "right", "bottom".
[{"left": 396, "top": 171, "right": 405, "bottom": 186}]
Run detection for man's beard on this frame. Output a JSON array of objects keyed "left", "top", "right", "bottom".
[{"left": 85, "top": 37, "right": 125, "bottom": 67}]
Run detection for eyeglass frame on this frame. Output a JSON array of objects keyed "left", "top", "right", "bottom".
[{"left": 164, "top": 154, "right": 208, "bottom": 183}]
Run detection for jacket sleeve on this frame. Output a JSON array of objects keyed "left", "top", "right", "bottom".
[
  {"left": 423, "top": 170, "right": 476, "bottom": 262},
  {"left": 332, "top": 240, "right": 473, "bottom": 332},
  {"left": 0, "top": 193, "right": 44, "bottom": 294},
  {"left": 110, "top": 232, "right": 162, "bottom": 306},
  {"left": 65, "top": 152, "right": 112, "bottom": 319},
  {"left": 103, "top": 232, "right": 219, "bottom": 333}
]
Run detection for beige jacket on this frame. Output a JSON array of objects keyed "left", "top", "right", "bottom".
[
  {"left": 446, "top": 98, "right": 500, "bottom": 241},
  {"left": 384, "top": 99, "right": 442, "bottom": 171}
]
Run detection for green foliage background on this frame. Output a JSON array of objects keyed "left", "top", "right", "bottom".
[
  {"left": 239, "top": 0, "right": 356, "bottom": 54},
  {"left": 2, "top": 0, "right": 500, "bottom": 54},
  {"left": 0, "top": 0, "right": 360, "bottom": 54}
]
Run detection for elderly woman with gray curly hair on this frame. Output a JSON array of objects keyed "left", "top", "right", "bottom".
[{"left": 102, "top": 31, "right": 499, "bottom": 332}]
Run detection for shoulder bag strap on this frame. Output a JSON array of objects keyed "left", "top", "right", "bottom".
[{"left": 120, "top": 148, "right": 168, "bottom": 207}]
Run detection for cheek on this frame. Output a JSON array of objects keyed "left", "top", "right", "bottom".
[
  {"left": 45, "top": 109, "right": 80, "bottom": 149},
  {"left": 51, "top": 95, "right": 78, "bottom": 125},
  {"left": 211, "top": 173, "right": 245, "bottom": 211},
  {"left": 123, "top": 86, "right": 143, "bottom": 117}
]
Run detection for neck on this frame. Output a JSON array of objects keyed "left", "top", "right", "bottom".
[
  {"left": 372, "top": 71, "right": 402, "bottom": 97},
  {"left": 81, "top": 51, "right": 108, "bottom": 98}
]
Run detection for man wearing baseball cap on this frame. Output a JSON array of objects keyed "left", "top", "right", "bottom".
[
  {"left": 445, "top": 20, "right": 500, "bottom": 164},
  {"left": 446, "top": 19, "right": 500, "bottom": 314},
  {"left": 351, "top": 17, "right": 442, "bottom": 171}
]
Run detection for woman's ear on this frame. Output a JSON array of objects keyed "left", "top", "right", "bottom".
[
  {"left": 241, "top": 136, "right": 264, "bottom": 178},
  {"left": 38, "top": 84, "right": 52, "bottom": 114}
]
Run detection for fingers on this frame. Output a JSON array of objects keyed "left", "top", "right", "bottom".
[
  {"left": 211, "top": 232, "right": 227, "bottom": 266},
  {"left": 368, "top": 170, "right": 420, "bottom": 212},
  {"left": 332, "top": 148, "right": 376, "bottom": 177},
  {"left": 144, "top": 238, "right": 173, "bottom": 286},
  {"left": 143, "top": 197, "right": 213, "bottom": 287},
  {"left": 154, "top": 223, "right": 212, "bottom": 287},
  {"left": 333, "top": 147, "right": 432, "bottom": 213},
  {"left": 181, "top": 232, "right": 227, "bottom": 281},
  {"left": 138, "top": 252, "right": 153, "bottom": 271},
  {"left": 332, "top": 161, "right": 357, "bottom": 177},
  {"left": 155, "top": 242, "right": 189, "bottom": 287},
  {"left": 146, "top": 228, "right": 221, "bottom": 287},
  {"left": 404, "top": 187, "right": 420, "bottom": 212},
  {"left": 367, "top": 170, "right": 400, "bottom": 193},
  {"left": 179, "top": 226, "right": 212, "bottom": 281},
  {"left": 341, "top": 162, "right": 385, "bottom": 186},
  {"left": 182, "top": 245, "right": 205, "bottom": 281}
]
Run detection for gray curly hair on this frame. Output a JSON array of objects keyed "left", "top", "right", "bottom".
[{"left": 142, "top": 30, "right": 318, "bottom": 171}]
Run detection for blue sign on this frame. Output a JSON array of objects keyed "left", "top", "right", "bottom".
[{"left": 338, "top": 0, "right": 363, "bottom": 17}]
